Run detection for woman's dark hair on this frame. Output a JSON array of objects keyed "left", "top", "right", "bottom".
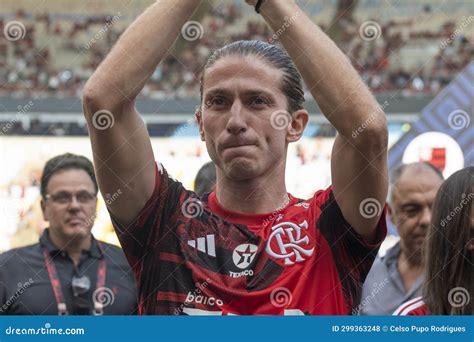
[
  {"left": 200, "top": 40, "right": 305, "bottom": 113},
  {"left": 40, "top": 153, "right": 98, "bottom": 198},
  {"left": 424, "top": 166, "right": 473, "bottom": 315}
]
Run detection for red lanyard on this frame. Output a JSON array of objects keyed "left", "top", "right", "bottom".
[{"left": 42, "top": 243, "right": 107, "bottom": 315}]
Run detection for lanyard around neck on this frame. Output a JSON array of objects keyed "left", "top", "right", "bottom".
[{"left": 42, "top": 244, "right": 107, "bottom": 315}]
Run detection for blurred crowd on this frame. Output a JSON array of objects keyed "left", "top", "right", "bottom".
[{"left": 1, "top": 4, "right": 472, "bottom": 99}]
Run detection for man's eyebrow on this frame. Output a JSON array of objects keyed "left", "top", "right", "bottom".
[
  {"left": 244, "top": 89, "right": 277, "bottom": 101},
  {"left": 204, "top": 88, "right": 277, "bottom": 100},
  {"left": 400, "top": 202, "right": 421, "bottom": 209},
  {"left": 204, "top": 88, "right": 232, "bottom": 98}
]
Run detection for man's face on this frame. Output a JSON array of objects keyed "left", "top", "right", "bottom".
[
  {"left": 389, "top": 168, "right": 443, "bottom": 258},
  {"left": 41, "top": 169, "right": 97, "bottom": 241},
  {"left": 197, "top": 55, "right": 307, "bottom": 181}
]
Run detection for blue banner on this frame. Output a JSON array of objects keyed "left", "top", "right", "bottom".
[{"left": 0, "top": 316, "right": 473, "bottom": 342}]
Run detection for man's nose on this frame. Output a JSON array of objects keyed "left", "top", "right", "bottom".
[
  {"left": 67, "top": 196, "right": 82, "bottom": 211},
  {"left": 226, "top": 101, "right": 247, "bottom": 134},
  {"left": 419, "top": 207, "right": 431, "bottom": 228}
]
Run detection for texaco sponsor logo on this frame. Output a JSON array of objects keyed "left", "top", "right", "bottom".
[{"left": 232, "top": 243, "right": 258, "bottom": 269}]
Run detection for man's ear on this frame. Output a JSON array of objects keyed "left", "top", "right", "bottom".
[
  {"left": 387, "top": 203, "right": 396, "bottom": 225},
  {"left": 195, "top": 108, "right": 205, "bottom": 141},
  {"left": 40, "top": 199, "right": 48, "bottom": 222},
  {"left": 287, "top": 109, "right": 309, "bottom": 143}
]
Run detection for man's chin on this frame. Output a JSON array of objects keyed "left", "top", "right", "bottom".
[
  {"left": 62, "top": 224, "right": 92, "bottom": 239},
  {"left": 223, "top": 158, "right": 259, "bottom": 180}
]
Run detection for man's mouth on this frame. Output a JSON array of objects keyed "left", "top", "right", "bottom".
[
  {"left": 221, "top": 141, "right": 257, "bottom": 150},
  {"left": 224, "top": 144, "right": 254, "bottom": 149},
  {"left": 66, "top": 218, "right": 85, "bottom": 225}
]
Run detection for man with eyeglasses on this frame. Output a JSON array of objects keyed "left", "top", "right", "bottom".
[{"left": 0, "top": 153, "right": 137, "bottom": 315}]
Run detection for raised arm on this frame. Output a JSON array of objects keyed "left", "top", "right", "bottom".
[
  {"left": 82, "top": 0, "right": 201, "bottom": 225},
  {"left": 255, "top": 0, "right": 388, "bottom": 241}
]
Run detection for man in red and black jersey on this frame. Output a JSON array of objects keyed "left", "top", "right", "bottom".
[{"left": 82, "top": 0, "right": 388, "bottom": 315}]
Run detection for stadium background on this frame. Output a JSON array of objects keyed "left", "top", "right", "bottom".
[{"left": 0, "top": 0, "right": 472, "bottom": 253}]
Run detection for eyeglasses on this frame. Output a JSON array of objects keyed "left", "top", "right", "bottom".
[{"left": 45, "top": 191, "right": 97, "bottom": 205}]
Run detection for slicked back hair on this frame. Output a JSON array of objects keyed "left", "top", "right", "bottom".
[{"left": 200, "top": 40, "right": 305, "bottom": 114}]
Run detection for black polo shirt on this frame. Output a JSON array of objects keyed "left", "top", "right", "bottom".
[{"left": 0, "top": 229, "right": 137, "bottom": 315}]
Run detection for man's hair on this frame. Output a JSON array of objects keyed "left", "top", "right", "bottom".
[
  {"left": 424, "top": 166, "right": 473, "bottom": 315},
  {"left": 194, "top": 161, "right": 216, "bottom": 196},
  {"left": 40, "top": 153, "right": 98, "bottom": 198},
  {"left": 200, "top": 40, "right": 305, "bottom": 113},
  {"left": 388, "top": 162, "right": 444, "bottom": 204}
]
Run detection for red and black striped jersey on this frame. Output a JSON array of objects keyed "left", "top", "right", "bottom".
[{"left": 111, "top": 163, "right": 387, "bottom": 315}]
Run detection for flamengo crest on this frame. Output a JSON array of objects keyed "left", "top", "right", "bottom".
[{"left": 265, "top": 220, "right": 314, "bottom": 265}]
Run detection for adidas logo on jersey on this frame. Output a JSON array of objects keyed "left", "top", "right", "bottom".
[{"left": 187, "top": 234, "right": 216, "bottom": 257}]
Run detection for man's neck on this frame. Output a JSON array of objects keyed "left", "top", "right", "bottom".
[
  {"left": 48, "top": 230, "right": 92, "bottom": 266},
  {"left": 398, "top": 249, "right": 423, "bottom": 268},
  {"left": 397, "top": 250, "right": 423, "bottom": 292},
  {"left": 215, "top": 170, "right": 288, "bottom": 215}
]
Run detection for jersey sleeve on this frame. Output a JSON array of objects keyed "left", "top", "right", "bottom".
[
  {"left": 109, "top": 162, "right": 191, "bottom": 274},
  {"left": 311, "top": 186, "right": 387, "bottom": 310}
]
